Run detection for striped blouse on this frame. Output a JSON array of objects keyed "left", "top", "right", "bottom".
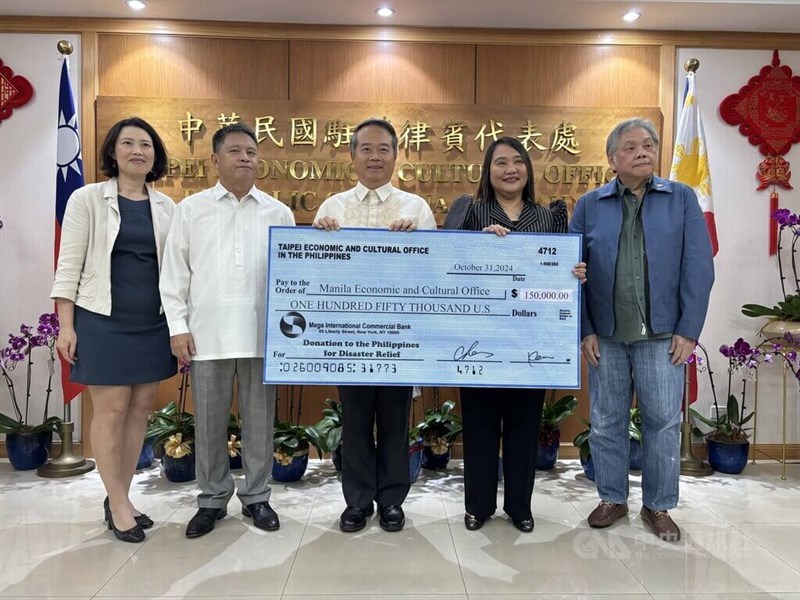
[{"left": 459, "top": 196, "right": 568, "bottom": 234}]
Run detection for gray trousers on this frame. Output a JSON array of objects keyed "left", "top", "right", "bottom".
[{"left": 191, "top": 358, "right": 275, "bottom": 509}]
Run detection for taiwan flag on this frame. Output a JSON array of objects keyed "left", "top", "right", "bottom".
[{"left": 55, "top": 56, "right": 86, "bottom": 404}]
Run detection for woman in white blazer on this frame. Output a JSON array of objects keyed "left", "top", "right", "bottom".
[{"left": 51, "top": 117, "right": 176, "bottom": 543}]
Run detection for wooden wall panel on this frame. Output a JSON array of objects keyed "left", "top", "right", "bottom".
[
  {"left": 476, "top": 45, "right": 660, "bottom": 108},
  {"left": 659, "top": 44, "right": 677, "bottom": 175},
  {"left": 98, "top": 34, "right": 289, "bottom": 99},
  {"left": 290, "top": 40, "right": 475, "bottom": 104}
]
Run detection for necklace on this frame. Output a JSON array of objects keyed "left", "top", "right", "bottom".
[
  {"left": 505, "top": 205, "right": 523, "bottom": 220},
  {"left": 498, "top": 198, "right": 524, "bottom": 220}
]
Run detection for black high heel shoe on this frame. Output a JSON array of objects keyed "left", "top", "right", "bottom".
[
  {"left": 107, "top": 509, "right": 145, "bottom": 543},
  {"left": 104, "top": 496, "right": 154, "bottom": 529},
  {"left": 135, "top": 513, "right": 154, "bottom": 529}
]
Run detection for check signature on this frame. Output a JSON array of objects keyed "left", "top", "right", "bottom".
[
  {"left": 527, "top": 350, "right": 555, "bottom": 365},
  {"left": 454, "top": 341, "right": 495, "bottom": 361}
]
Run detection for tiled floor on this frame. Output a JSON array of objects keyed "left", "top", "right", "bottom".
[{"left": 1, "top": 458, "right": 798, "bottom": 599}]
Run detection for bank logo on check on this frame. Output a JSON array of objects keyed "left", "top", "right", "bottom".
[
  {"left": 264, "top": 227, "right": 581, "bottom": 389},
  {"left": 280, "top": 311, "right": 307, "bottom": 338}
]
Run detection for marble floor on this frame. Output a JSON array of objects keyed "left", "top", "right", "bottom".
[{"left": 0, "top": 458, "right": 798, "bottom": 600}]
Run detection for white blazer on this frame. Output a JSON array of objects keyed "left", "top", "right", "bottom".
[{"left": 50, "top": 178, "right": 175, "bottom": 316}]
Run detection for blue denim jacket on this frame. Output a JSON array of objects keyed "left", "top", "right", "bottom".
[{"left": 569, "top": 176, "right": 714, "bottom": 341}]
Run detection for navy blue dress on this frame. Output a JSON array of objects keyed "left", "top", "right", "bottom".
[{"left": 71, "top": 196, "right": 176, "bottom": 385}]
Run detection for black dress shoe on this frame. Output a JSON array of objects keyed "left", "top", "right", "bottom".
[
  {"left": 185, "top": 507, "right": 226, "bottom": 538},
  {"left": 242, "top": 501, "right": 280, "bottom": 531},
  {"left": 464, "top": 513, "right": 485, "bottom": 531},
  {"left": 512, "top": 517, "right": 535, "bottom": 533},
  {"left": 108, "top": 510, "right": 145, "bottom": 543},
  {"left": 134, "top": 513, "right": 154, "bottom": 529},
  {"left": 378, "top": 504, "right": 405, "bottom": 532},
  {"left": 104, "top": 496, "right": 153, "bottom": 529},
  {"left": 339, "top": 504, "right": 374, "bottom": 533}
]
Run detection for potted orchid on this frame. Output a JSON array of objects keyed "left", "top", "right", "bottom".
[
  {"left": 313, "top": 398, "right": 343, "bottom": 470},
  {"left": 0, "top": 313, "right": 62, "bottom": 470},
  {"left": 572, "top": 418, "right": 594, "bottom": 481},
  {"left": 416, "top": 399, "right": 462, "bottom": 470},
  {"left": 228, "top": 412, "right": 243, "bottom": 470},
  {"left": 146, "top": 362, "right": 195, "bottom": 482},
  {"left": 691, "top": 335, "right": 799, "bottom": 474},
  {"left": 742, "top": 208, "right": 800, "bottom": 330},
  {"left": 628, "top": 405, "right": 643, "bottom": 471},
  {"left": 536, "top": 392, "right": 578, "bottom": 470},
  {"left": 271, "top": 385, "right": 322, "bottom": 482},
  {"left": 272, "top": 420, "right": 323, "bottom": 482}
]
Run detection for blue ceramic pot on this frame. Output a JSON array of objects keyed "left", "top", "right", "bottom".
[
  {"left": 136, "top": 438, "right": 155, "bottom": 470},
  {"left": 707, "top": 439, "right": 749, "bottom": 474},
  {"left": 536, "top": 437, "right": 560, "bottom": 470},
  {"left": 6, "top": 431, "right": 52, "bottom": 471},
  {"left": 422, "top": 446, "right": 450, "bottom": 470},
  {"left": 272, "top": 451, "right": 309, "bottom": 482},
  {"left": 629, "top": 438, "right": 643, "bottom": 471},
  {"left": 580, "top": 455, "right": 595, "bottom": 481},
  {"left": 408, "top": 439, "right": 424, "bottom": 483},
  {"left": 162, "top": 453, "right": 196, "bottom": 482}
]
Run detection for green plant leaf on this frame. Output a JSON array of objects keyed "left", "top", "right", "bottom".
[
  {"left": 741, "top": 303, "right": 779, "bottom": 318},
  {"left": 690, "top": 408, "right": 719, "bottom": 430},
  {"left": 727, "top": 395, "right": 740, "bottom": 425},
  {"left": 28, "top": 416, "right": 62, "bottom": 434},
  {"left": 0, "top": 412, "right": 23, "bottom": 434},
  {"left": 543, "top": 395, "right": 579, "bottom": 429},
  {"left": 740, "top": 412, "right": 755, "bottom": 426}
]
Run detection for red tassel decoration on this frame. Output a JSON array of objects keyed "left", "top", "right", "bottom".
[{"left": 769, "top": 188, "right": 779, "bottom": 256}]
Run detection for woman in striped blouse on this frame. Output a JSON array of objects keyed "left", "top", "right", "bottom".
[{"left": 454, "top": 136, "right": 585, "bottom": 532}]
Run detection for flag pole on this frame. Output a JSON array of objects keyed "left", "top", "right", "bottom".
[
  {"left": 678, "top": 57, "right": 713, "bottom": 477},
  {"left": 38, "top": 40, "right": 95, "bottom": 479}
]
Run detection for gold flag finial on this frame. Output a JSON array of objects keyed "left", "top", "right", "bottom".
[
  {"left": 684, "top": 58, "right": 700, "bottom": 73},
  {"left": 57, "top": 40, "right": 74, "bottom": 56}
]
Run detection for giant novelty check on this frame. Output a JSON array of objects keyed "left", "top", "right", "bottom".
[{"left": 264, "top": 227, "right": 581, "bottom": 388}]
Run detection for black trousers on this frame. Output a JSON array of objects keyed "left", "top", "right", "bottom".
[
  {"left": 460, "top": 387, "right": 546, "bottom": 521},
  {"left": 338, "top": 385, "right": 412, "bottom": 508}
]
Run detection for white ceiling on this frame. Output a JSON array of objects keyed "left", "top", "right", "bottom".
[{"left": 2, "top": 0, "right": 800, "bottom": 33}]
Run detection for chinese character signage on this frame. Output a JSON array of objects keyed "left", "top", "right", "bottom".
[{"left": 97, "top": 97, "right": 662, "bottom": 224}]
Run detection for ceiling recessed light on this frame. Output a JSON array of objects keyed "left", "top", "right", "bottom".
[
  {"left": 376, "top": 7, "right": 395, "bottom": 18},
  {"left": 127, "top": 0, "right": 147, "bottom": 10},
  {"left": 622, "top": 10, "right": 641, "bottom": 22}
]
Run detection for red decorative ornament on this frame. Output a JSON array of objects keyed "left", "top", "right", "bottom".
[
  {"left": 720, "top": 50, "right": 800, "bottom": 255},
  {"left": 757, "top": 155, "right": 793, "bottom": 255},
  {"left": 0, "top": 59, "right": 34, "bottom": 122},
  {"left": 757, "top": 155, "right": 793, "bottom": 191}
]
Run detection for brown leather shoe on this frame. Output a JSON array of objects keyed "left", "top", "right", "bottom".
[
  {"left": 640, "top": 506, "right": 681, "bottom": 541},
  {"left": 587, "top": 501, "right": 628, "bottom": 528}
]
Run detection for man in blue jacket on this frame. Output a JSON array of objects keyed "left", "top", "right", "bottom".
[{"left": 569, "top": 117, "right": 714, "bottom": 541}]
